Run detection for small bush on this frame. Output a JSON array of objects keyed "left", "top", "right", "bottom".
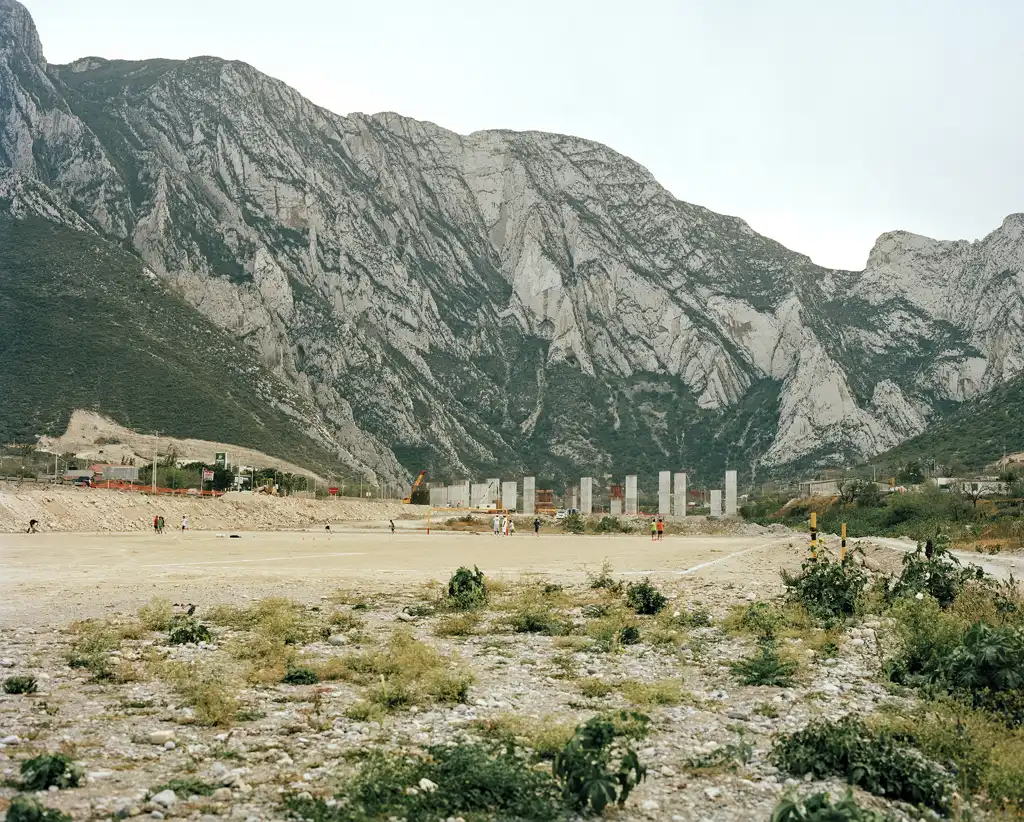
[
  {"left": 20, "top": 753, "right": 81, "bottom": 790},
  {"left": 732, "top": 642, "right": 799, "bottom": 687},
  {"left": 889, "top": 536, "right": 984, "bottom": 608},
  {"left": 553, "top": 713, "right": 648, "bottom": 814},
  {"left": 685, "top": 732, "right": 752, "bottom": 772},
  {"left": 367, "top": 677, "right": 415, "bottom": 710},
  {"left": 447, "top": 566, "right": 488, "bottom": 610},
  {"left": 625, "top": 578, "right": 667, "bottom": 615},
  {"left": 781, "top": 551, "right": 867, "bottom": 625},
  {"left": 618, "top": 624, "right": 641, "bottom": 645},
  {"left": 471, "top": 714, "right": 576, "bottom": 760},
  {"left": 422, "top": 670, "right": 474, "bottom": 704},
  {"left": 770, "top": 789, "right": 893, "bottom": 822},
  {"left": 770, "top": 716, "right": 953, "bottom": 812},
  {"left": 586, "top": 613, "right": 642, "bottom": 652},
  {"left": 582, "top": 603, "right": 610, "bottom": 618},
  {"left": 149, "top": 777, "right": 215, "bottom": 797},
  {"left": 138, "top": 598, "right": 176, "bottom": 631},
  {"left": 168, "top": 620, "right": 212, "bottom": 645},
  {"left": 579, "top": 677, "right": 614, "bottom": 698},
  {"left": 3, "top": 675, "right": 38, "bottom": 694},
  {"left": 588, "top": 560, "right": 623, "bottom": 593},
  {"left": 282, "top": 666, "right": 320, "bottom": 685},
  {"left": 594, "top": 516, "right": 631, "bottom": 534},
  {"left": 562, "top": 513, "right": 585, "bottom": 534},
  {"left": 433, "top": 612, "right": 480, "bottom": 637},
  {"left": 510, "top": 605, "right": 569, "bottom": 635},
  {"left": 163, "top": 662, "right": 238, "bottom": 727},
  {"left": 285, "top": 744, "right": 564, "bottom": 822},
  {"left": 725, "top": 601, "right": 785, "bottom": 641},
  {"left": 5, "top": 795, "right": 72, "bottom": 822},
  {"left": 618, "top": 678, "right": 685, "bottom": 705}
]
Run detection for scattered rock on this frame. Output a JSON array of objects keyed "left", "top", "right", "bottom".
[
  {"left": 328, "top": 634, "right": 349, "bottom": 646},
  {"left": 148, "top": 730, "right": 176, "bottom": 745},
  {"left": 212, "top": 787, "right": 233, "bottom": 802},
  {"left": 151, "top": 789, "right": 177, "bottom": 808}
]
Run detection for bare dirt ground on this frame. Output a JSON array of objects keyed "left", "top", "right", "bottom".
[{"left": 0, "top": 530, "right": 795, "bottom": 628}]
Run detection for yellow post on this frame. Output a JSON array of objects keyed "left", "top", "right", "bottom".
[
  {"left": 841, "top": 522, "right": 847, "bottom": 561},
  {"left": 810, "top": 511, "right": 818, "bottom": 559}
]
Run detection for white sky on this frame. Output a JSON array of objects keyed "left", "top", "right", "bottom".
[{"left": 22, "top": 0, "right": 1024, "bottom": 270}]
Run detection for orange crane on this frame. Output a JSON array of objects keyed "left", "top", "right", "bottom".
[{"left": 402, "top": 470, "right": 426, "bottom": 504}]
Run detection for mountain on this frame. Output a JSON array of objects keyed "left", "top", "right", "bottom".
[{"left": 2, "top": 0, "right": 1023, "bottom": 488}]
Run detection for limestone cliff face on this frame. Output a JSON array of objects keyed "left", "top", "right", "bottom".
[{"left": 1, "top": 0, "right": 1021, "bottom": 484}]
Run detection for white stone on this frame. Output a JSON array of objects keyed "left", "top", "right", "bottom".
[
  {"left": 147, "top": 730, "right": 175, "bottom": 745},
  {"left": 151, "top": 789, "right": 177, "bottom": 807}
]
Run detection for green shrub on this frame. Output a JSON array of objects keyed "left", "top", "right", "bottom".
[
  {"left": 446, "top": 566, "right": 487, "bottom": 610},
  {"left": 770, "top": 789, "right": 893, "bottom": 821},
  {"left": 168, "top": 620, "right": 212, "bottom": 645},
  {"left": 510, "top": 606, "right": 569, "bottom": 636},
  {"left": 282, "top": 666, "right": 320, "bottom": 685},
  {"left": 781, "top": 551, "right": 866, "bottom": 625},
  {"left": 588, "top": 560, "right": 623, "bottom": 593},
  {"left": 618, "top": 624, "right": 641, "bottom": 645},
  {"left": 594, "top": 516, "right": 631, "bottom": 534},
  {"left": 553, "top": 713, "right": 648, "bottom": 814},
  {"left": 150, "top": 777, "right": 215, "bottom": 797},
  {"left": 888, "top": 537, "right": 984, "bottom": 608},
  {"left": 3, "top": 675, "right": 38, "bottom": 694},
  {"left": 5, "top": 795, "right": 73, "bottom": 822},
  {"left": 942, "top": 621, "right": 1024, "bottom": 692},
  {"left": 727, "top": 601, "right": 784, "bottom": 641},
  {"left": 731, "top": 642, "right": 799, "bottom": 687},
  {"left": 770, "top": 716, "right": 952, "bottom": 812},
  {"left": 625, "top": 578, "right": 667, "bottom": 615},
  {"left": 138, "top": 597, "right": 176, "bottom": 631},
  {"left": 684, "top": 732, "right": 752, "bottom": 772},
  {"left": 284, "top": 744, "right": 564, "bottom": 822},
  {"left": 20, "top": 753, "right": 82, "bottom": 790},
  {"left": 562, "top": 513, "right": 585, "bottom": 534},
  {"left": 582, "top": 603, "right": 610, "bottom": 618}
]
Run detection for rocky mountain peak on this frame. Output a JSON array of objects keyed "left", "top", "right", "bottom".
[{"left": 0, "top": 0, "right": 45, "bottom": 66}]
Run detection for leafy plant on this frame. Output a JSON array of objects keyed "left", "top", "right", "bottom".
[
  {"left": 731, "top": 642, "right": 799, "bottom": 687},
  {"left": 624, "top": 578, "right": 667, "bottom": 615},
  {"left": 582, "top": 603, "right": 610, "bottom": 618},
  {"left": 588, "top": 561, "right": 623, "bottom": 593},
  {"left": 284, "top": 743, "right": 564, "bottom": 822},
  {"left": 447, "top": 566, "right": 488, "bottom": 610},
  {"left": 20, "top": 753, "right": 82, "bottom": 791},
  {"left": 618, "top": 624, "right": 641, "bottom": 645},
  {"left": 4, "top": 795, "right": 73, "bottom": 822},
  {"left": 941, "top": 621, "right": 1024, "bottom": 692},
  {"left": 3, "top": 675, "right": 38, "bottom": 694},
  {"left": 685, "top": 731, "right": 752, "bottom": 772},
  {"left": 727, "top": 601, "right": 785, "bottom": 640},
  {"left": 168, "top": 620, "right": 212, "bottom": 645},
  {"left": 563, "top": 513, "right": 585, "bottom": 534},
  {"left": 770, "top": 716, "right": 952, "bottom": 812},
  {"left": 510, "top": 605, "right": 569, "bottom": 635},
  {"left": 282, "top": 666, "right": 320, "bottom": 685},
  {"left": 770, "top": 790, "right": 893, "bottom": 822},
  {"left": 781, "top": 551, "right": 867, "bottom": 625},
  {"left": 888, "top": 536, "right": 984, "bottom": 608},
  {"left": 594, "top": 516, "right": 631, "bottom": 534},
  {"left": 552, "top": 713, "right": 648, "bottom": 814}
]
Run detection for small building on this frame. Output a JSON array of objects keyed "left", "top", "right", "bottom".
[
  {"left": 799, "top": 479, "right": 840, "bottom": 498},
  {"left": 101, "top": 465, "right": 139, "bottom": 482}
]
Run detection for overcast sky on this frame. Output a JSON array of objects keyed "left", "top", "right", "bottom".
[{"left": 22, "top": 0, "right": 1024, "bottom": 270}]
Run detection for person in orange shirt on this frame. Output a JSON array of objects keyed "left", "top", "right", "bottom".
[{"left": 656, "top": 517, "right": 665, "bottom": 540}]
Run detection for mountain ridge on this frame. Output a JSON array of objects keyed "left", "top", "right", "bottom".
[{"left": 2, "top": 0, "right": 1023, "bottom": 487}]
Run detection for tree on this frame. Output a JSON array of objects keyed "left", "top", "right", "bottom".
[{"left": 897, "top": 461, "right": 925, "bottom": 485}]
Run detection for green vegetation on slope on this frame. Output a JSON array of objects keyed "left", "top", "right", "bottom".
[{"left": 0, "top": 217, "right": 340, "bottom": 474}]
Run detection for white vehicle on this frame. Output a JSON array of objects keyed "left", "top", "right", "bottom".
[{"left": 554, "top": 508, "right": 579, "bottom": 520}]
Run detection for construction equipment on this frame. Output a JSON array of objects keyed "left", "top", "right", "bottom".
[
  {"left": 402, "top": 470, "right": 426, "bottom": 504},
  {"left": 535, "top": 488, "right": 556, "bottom": 516}
]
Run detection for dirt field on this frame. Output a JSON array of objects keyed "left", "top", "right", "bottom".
[{"left": 0, "top": 530, "right": 795, "bottom": 628}]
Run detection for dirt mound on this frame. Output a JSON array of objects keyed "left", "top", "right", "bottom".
[{"left": 0, "top": 482, "right": 425, "bottom": 533}]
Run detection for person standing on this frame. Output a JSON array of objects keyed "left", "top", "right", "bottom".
[
  {"left": 656, "top": 517, "right": 664, "bottom": 541},
  {"left": 389, "top": 519, "right": 395, "bottom": 535},
  {"left": 153, "top": 515, "right": 159, "bottom": 533},
  {"left": 508, "top": 519, "right": 516, "bottom": 536},
  {"left": 181, "top": 515, "right": 188, "bottom": 532},
  {"left": 533, "top": 517, "right": 541, "bottom": 536},
  {"left": 492, "top": 514, "right": 501, "bottom": 536},
  {"left": 159, "top": 516, "right": 165, "bottom": 533},
  {"left": 650, "top": 519, "right": 657, "bottom": 541},
  {"left": 26, "top": 519, "right": 39, "bottom": 533}
]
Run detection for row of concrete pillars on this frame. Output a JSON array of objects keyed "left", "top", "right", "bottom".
[{"left": 428, "top": 470, "right": 739, "bottom": 518}]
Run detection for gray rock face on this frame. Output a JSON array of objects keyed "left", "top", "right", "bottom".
[{"left": 2, "top": 0, "right": 1022, "bottom": 482}]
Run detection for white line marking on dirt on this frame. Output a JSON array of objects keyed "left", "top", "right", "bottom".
[
  {"left": 139, "top": 552, "right": 365, "bottom": 568},
  {"left": 673, "top": 539, "right": 786, "bottom": 576}
]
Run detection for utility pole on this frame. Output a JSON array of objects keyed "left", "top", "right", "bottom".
[{"left": 152, "top": 432, "right": 160, "bottom": 493}]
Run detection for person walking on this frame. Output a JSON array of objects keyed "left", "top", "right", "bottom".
[
  {"left": 389, "top": 519, "right": 395, "bottom": 535},
  {"left": 181, "top": 515, "right": 188, "bottom": 532},
  {"left": 26, "top": 519, "right": 39, "bottom": 533},
  {"left": 533, "top": 517, "right": 541, "bottom": 536}
]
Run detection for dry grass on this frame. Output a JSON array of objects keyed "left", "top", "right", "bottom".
[
  {"left": 162, "top": 661, "right": 239, "bottom": 727},
  {"left": 578, "top": 677, "right": 614, "bottom": 698},
  {"left": 617, "top": 677, "right": 687, "bottom": 706},
  {"left": 433, "top": 612, "right": 482, "bottom": 637},
  {"left": 471, "top": 713, "right": 576, "bottom": 759},
  {"left": 138, "top": 598, "right": 176, "bottom": 632},
  {"left": 584, "top": 610, "right": 641, "bottom": 652}
]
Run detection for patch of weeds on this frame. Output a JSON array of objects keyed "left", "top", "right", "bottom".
[
  {"left": 328, "top": 610, "right": 365, "bottom": 631},
  {"left": 286, "top": 743, "right": 564, "bottom": 822},
  {"left": 685, "top": 731, "right": 753, "bottom": 773},
  {"left": 472, "top": 714, "right": 576, "bottom": 760},
  {"left": 549, "top": 652, "right": 578, "bottom": 679},
  {"left": 618, "top": 678, "right": 686, "bottom": 706},
  {"left": 889, "top": 536, "right": 985, "bottom": 608},
  {"left": 732, "top": 642, "right": 799, "bottom": 687},
  {"left": 20, "top": 753, "right": 81, "bottom": 790},
  {"left": 343, "top": 700, "right": 385, "bottom": 722},
  {"left": 781, "top": 550, "right": 867, "bottom": 626},
  {"left": 3, "top": 675, "right": 38, "bottom": 695},
  {"left": 770, "top": 715, "right": 953, "bottom": 813},
  {"left": 163, "top": 662, "right": 239, "bottom": 727},
  {"left": 282, "top": 666, "right": 320, "bottom": 685},
  {"left": 150, "top": 777, "right": 215, "bottom": 797},
  {"left": 588, "top": 560, "right": 623, "bottom": 594},
  {"left": 724, "top": 601, "right": 786, "bottom": 641},
  {"left": 4, "top": 795, "right": 72, "bottom": 822},
  {"left": 594, "top": 516, "right": 632, "bottom": 534},
  {"left": 755, "top": 701, "right": 781, "bottom": 718},
  {"left": 168, "top": 620, "right": 212, "bottom": 645},
  {"left": 433, "top": 612, "right": 481, "bottom": 637},
  {"left": 543, "top": 582, "right": 564, "bottom": 595},
  {"left": 422, "top": 670, "right": 474, "bottom": 704},
  {"left": 552, "top": 635, "right": 592, "bottom": 650},
  {"left": 562, "top": 513, "right": 585, "bottom": 534},
  {"left": 510, "top": 604, "right": 570, "bottom": 635},
  {"left": 586, "top": 612, "right": 642, "bottom": 652},
  {"left": 405, "top": 603, "right": 435, "bottom": 618},
  {"left": 138, "top": 597, "right": 176, "bottom": 631},
  {"left": 771, "top": 789, "right": 894, "bottom": 821},
  {"left": 683, "top": 606, "right": 713, "bottom": 627},
  {"left": 582, "top": 603, "right": 610, "bottom": 618},
  {"left": 446, "top": 566, "right": 488, "bottom": 610},
  {"left": 624, "top": 578, "right": 667, "bottom": 615},
  {"left": 234, "top": 707, "right": 266, "bottom": 722},
  {"left": 578, "top": 678, "right": 614, "bottom": 698},
  {"left": 553, "top": 713, "right": 647, "bottom": 814}
]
